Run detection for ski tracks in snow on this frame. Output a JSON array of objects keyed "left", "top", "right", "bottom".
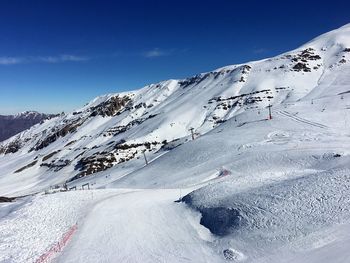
[{"left": 276, "top": 110, "right": 328, "bottom": 129}]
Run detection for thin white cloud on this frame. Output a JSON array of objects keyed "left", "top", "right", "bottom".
[
  {"left": 38, "top": 54, "right": 89, "bottom": 63},
  {"left": 142, "top": 48, "right": 189, "bottom": 58},
  {"left": 0, "top": 57, "right": 25, "bottom": 65},
  {"left": 0, "top": 54, "right": 90, "bottom": 65},
  {"left": 143, "top": 48, "right": 170, "bottom": 58}
]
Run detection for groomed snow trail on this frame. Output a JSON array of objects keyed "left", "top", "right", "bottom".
[
  {"left": 0, "top": 190, "right": 133, "bottom": 263},
  {"left": 57, "top": 189, "right": 222, "bottom": 263}
]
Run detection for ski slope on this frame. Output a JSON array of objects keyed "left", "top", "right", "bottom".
[
  {"left": 0, "top": 24, "right": 349, "bottom": 196},
  {"left": 0, "top": 24, "right": 350, "bottom": 263},
  {"left": 58, "top": 189, "right": 223, "bottom": 263},
  {"left": 0, "top": 190, "right": 126, "bottom": 262}
]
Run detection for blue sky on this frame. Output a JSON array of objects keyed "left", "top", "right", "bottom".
[{"left": 0, "top": 0, "right": 349, "bottom": 114}]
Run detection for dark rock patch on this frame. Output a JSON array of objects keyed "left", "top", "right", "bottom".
[
  {"left": 89, "top": 95, "right": 131, "bottom": 117},
  {"left": 64, "top": 140, "right": 77, "bottom": 147},
  {"left": 42, "top": 150, "right": 60, "bottom": 161},
  {"left": 0, "top": 196, "right": 15, "bottom": 202},
  {"left": 104, "top": 114, "right": 159, "bottom": 137},
  {"left": 14, "top": 160, "right": 38, "bottom": 173},
  {"left": 31, "top": 119, "right": 84, "bottom": 151},
  {"left": 0, "top": 138, "right": 22, "bottom": 154},
  {"left": 293, "top": 62, "right": 311, "bottom": 72},
  {"left": 40, "top": 159, "right": 71, "bottom": 171},
  {"left": 71, "top": 153, "right": 118, "bottom": 181}
]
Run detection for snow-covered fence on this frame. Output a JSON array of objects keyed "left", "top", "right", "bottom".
[{"left": 35, "top": 223, "right": 78, "bottom": 263}]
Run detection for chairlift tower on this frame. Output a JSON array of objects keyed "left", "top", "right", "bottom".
[
  {"left": 142, "top": 149, "right": 149, "bottom": 165},
  {"left": 267, "top": 104, "right": 272, "bottom": 120},
  {"left": 189, "top": 127, "right": 195, "bottom": 140}
]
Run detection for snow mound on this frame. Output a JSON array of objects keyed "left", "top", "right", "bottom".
[{"left": 183, "top": 165, "right": 350, "bottom": 256}]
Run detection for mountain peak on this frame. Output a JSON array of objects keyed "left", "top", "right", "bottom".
[
  {"left": 300, "top": 23, "right": 350, "bottom": 50},
  {"left": 14, "top": 111, "right": 40, "bottom": 118}
]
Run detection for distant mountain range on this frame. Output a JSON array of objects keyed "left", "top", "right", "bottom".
[{"left": 0, "top": 111, "right": 58, "bottom": 142}]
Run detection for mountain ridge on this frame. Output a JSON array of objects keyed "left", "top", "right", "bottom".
[
  {"left": 0, "top": 23, "right": 349, "bottom": 196},
  {"left": 0, "top": 111, "right": 58, "bottom": 142}
]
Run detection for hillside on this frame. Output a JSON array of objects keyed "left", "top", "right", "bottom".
[
  {"left": 1, "top": 24, "right": 349, "bottom": 196},
  {"left": 0, "top": 24, "right": 350, "bottom": 263}
]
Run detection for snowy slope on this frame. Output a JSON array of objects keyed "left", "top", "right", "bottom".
[
  {"left": 0, "top": 190, "right": 129, "bottom": 262},
  {"left": 58, "top": 189, "right": 222, "bottom": 263},
  {"left": 1, "top": 24, "right": 350, "bottom": 196},
  {"left": 0, "top": 24, "right": 350, "bottom": 263}
]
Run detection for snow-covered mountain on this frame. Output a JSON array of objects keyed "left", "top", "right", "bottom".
[
  {"left": 1, "top": 24, "right": 349, "bottom": 195},
  {"left": 1, "top": 24, "right": 350, "bottom": 263},
  {"left": 0, "top": 111, "right": 57, "bottom": 142}
]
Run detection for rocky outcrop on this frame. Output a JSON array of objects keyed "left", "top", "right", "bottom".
[
  {"left": 40, "top": 159, "right": 71, "bottom": 171},
  {"left": 31, "top": 119, "right": 84, "bottom": 151},
  {"left": 71, "top": 153, "right": 118, "bottom": 181},
  {"left": 89, "top": 95, "right": 132, "bottom": 117},
  {"left": 293, "top": 62, "right": 311, "bottom": 72},
  {"left": 69, "top": 140, "right": 162, "bottom": 182},
  {"left": 14, "top": 160, "right": 38, "bottom": 173}
]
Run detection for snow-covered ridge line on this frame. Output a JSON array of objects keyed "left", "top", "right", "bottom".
[{"left": 0, "top": 23, "right": 349, "bottom": 196}]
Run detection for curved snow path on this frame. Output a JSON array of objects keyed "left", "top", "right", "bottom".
[
  {"left": 0, "top": 190, "right": 126, "bottom": 263},
  {"left": 58, "top": 189, "right": 222, "bottom": 263}
]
